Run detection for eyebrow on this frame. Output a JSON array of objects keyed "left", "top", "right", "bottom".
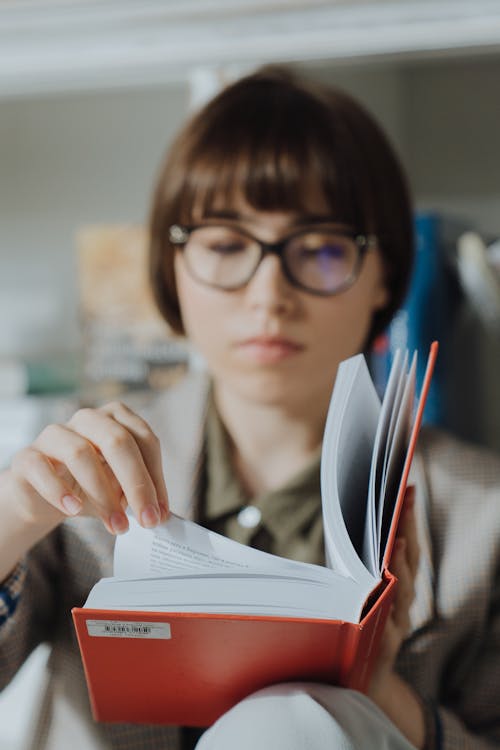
[{"left": 202, "top": 210, "right": 345, "bottom": 227}]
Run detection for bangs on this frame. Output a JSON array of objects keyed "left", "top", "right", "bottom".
[{"left": 173, "top": 81, "right": 368, "bottom": 229}]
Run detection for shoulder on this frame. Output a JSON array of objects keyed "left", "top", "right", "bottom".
[
  {"left": 416, "top": 425, "right": 499, "bottom": 566},
  {"left": 418, "top": 425, "right": 500, "bottom": 498}
]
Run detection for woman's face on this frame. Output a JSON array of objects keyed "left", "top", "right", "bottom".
[{"left": 174, "top": 197, "right": 388, "bottom": 413}]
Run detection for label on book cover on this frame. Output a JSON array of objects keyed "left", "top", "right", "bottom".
[{"left": 86, "top": 620, "right": 172, "bottom": 639}]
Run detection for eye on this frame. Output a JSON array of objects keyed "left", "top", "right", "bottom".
[
  {"left": 311, "top": 243, "right": 345, "bottom": 258},
  {"left": 191, "top": 227, "right": 251, "bottom": 255},
  {"left": 207, "top": 239, "right": 248, "bottom": 255},
  {"left": 295, "top": 236, "right": 350, "bottom": 261}
]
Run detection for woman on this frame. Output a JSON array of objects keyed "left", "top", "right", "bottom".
[{"left": 0, "top": 67, "right": 498, "bottom": 750}]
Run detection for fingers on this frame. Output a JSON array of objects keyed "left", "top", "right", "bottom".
[
  {"left": 369, "top": 541, "right": 411, "bottom": 685},
  {"left": 398, "top": 486, "right": 419, "bottom": 578},
  {"left": 98, "top": 401, "right": 169, "bottom": 520},
  {"left": 388, "top": 486, "right": 420, "bottom": 636},
  {"left": 11, "top": 446, "right": 84, "bottom": 518},
  {"left": 30, "top": 422, "right": 129, "bottom": 534},
  {"left": 12, "top": 402, "right": 169, "bottom": 536},
  {"left": 66, "top": 406, "right": 167, "bottom": 528},
  {"left": 370, "top": 489, "right": 420, "bottom": 688},
  {"left": 390, "top": 539, "right": 414, "bottom": 636}
]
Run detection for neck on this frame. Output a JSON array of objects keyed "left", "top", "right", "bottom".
[{"left": 213, "top": 382, "right": 329, "bottom": 496}]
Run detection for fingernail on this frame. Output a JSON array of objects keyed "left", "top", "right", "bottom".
[
  {"left": 159, "top": 502, "right": 169, "bottom": 523},
  {"left": 120, "top": 497, "right": 128, "bottom": 512},
  {"left": 405, "top": 485, "right": 415, "bottom": 503},
  {"left": 405, "top": 494, "right": 415, "bottom": 509},
  {"left": 61, "top": 495, "right": 82, "bottom": 516},
  {"left": 110, "top": 511, "right": 129, "bottom": 535},
  {"left": 141, "top": 504, "right": 161, "bottom": 528}
]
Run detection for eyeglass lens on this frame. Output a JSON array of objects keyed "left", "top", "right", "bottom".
[{"left": 182, "top": 225, "right": 361, "bottom": 294}]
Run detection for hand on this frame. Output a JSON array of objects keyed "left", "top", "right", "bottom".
[
  {"left": 369, "top": 484, "right": 419, "bottom": 693},
  {"left": 9, "top": 401, "right": 169, "bottom": 536},
  {"left": 367, "top": 486, "right": 426, "bottom": 749}
]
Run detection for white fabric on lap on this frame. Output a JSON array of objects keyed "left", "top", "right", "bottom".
[{"left": 196, "top": 683, "right": 416, "bottom": 750}]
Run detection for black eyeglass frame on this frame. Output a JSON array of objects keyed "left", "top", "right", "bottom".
[{"left": 168, "top": 223, "right": 378, "bottom": 297}]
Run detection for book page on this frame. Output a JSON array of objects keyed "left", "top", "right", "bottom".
[
  {"left": 381, "top": 341, "right": 438, "bottom": 569},
  {"left": 114, "top": 513, "right": 333, "bottom": 583},
  {"left": 377, "top": 353, "right": 416, "bottom": 569},
  {"left": 363, "top": 349, "right": 405, "bottom": 576},
  {"left": 85, "top": 567, "right": 368, "bottom": 622},
  {"left": 320, "top": 355, "right": 380, "bottom": 591},
  {"left": 381, "top": 351, "right": 409, "bottom": 487}
]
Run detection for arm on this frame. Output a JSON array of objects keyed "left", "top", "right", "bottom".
[
  {"left": 432, "top": 556, "right": 500, "bottom": 750},
  {"left": 0, "top": 400, "right": 169, "bottom": 687},
  {"left": 0, "top": 535, "right": 59, "bottom": 689}
]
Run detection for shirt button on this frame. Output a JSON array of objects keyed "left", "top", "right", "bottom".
[{"left": 237, "top": 505, "right": 262, "bottom": 529}]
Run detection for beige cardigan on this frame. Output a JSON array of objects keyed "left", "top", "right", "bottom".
[{"left": 0, "top": 372, "right": 499, "bottom": 749}]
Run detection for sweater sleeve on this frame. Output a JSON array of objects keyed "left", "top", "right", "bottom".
[
  {"left": 0, "top": 533, "right": 61, "bottom": 690},
  {"left": 0, "top": 561, "right": 27, "bottom": 625}
]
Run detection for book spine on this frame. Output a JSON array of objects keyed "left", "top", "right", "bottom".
[
  {"left": 344, "top": 574, "right": 397, "bottom": 692},
  {"left": 343, "top": 616, "right": 381, "bottom": 691}
]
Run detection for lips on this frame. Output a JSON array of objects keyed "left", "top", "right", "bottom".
[{"left": 234, "top": 335, "right": 304, "bottom": 364}]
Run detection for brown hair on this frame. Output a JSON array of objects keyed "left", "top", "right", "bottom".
[{"left": 149, "top": 66, "right": 414, "bottom": 344}]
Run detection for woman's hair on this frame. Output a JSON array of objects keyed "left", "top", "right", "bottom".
[{"left": 149, "top": 66, "right": 414, "bottom": 344}]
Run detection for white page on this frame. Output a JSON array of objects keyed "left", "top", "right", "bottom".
[
  {"left": 380, "top": 351, "right": 409, "bottom": 500},
  {"left": 377, "top": 353, "right": 416, "bottom": 569},
  {"left": 114, "top": 513, "right": 333, "bottom": 583},
  {"left": 320, "top": 355, "right": 380, "bottom": 592},
  {"left": 363, "top": 349, "right": 404, "bottom": 576},
  {"left": 85, "top": 568, "right": 367, "bottom": 622}
]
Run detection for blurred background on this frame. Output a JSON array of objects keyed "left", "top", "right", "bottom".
[{"left": 1, "top": 1, "right": 500, "bottom": 746}]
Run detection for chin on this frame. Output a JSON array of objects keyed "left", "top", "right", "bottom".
[{"left": 230, "top": 369, "right": 315, "bottom": 408}]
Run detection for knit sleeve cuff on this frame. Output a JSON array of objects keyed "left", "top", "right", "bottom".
[{"left": 0, "top": 561, "right": 27, "bottom": 626}]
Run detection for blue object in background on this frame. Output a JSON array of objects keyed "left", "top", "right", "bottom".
[{"left": 370, "top": 212, "right": 465, "bottom": 427}]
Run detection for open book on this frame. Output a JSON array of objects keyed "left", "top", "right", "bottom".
[{"left": 72, "top": 342, "right": 438, "bottom": 727}]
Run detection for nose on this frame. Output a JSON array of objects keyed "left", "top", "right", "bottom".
[{"left": 243, "top": 253, "right": 296, "bottom": 315}]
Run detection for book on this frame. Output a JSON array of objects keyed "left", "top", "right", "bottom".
[{"left": 72, "top": 342, "right": 438, "bottom": 727}]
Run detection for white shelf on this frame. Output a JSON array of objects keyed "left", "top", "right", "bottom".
[{"left": 1, "top": 0, "right": 500, "bottom": 98}]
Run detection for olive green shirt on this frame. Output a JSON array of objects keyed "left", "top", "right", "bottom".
[{"left": 198, "top": 396, "right": 325, "bottom": 566}]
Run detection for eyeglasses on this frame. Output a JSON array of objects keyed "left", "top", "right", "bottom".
[{"left": 168, "top": 223, "right": 377, "bottom": 296}]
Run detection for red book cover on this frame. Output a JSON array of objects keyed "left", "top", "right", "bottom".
[{"left": 72, "top": 570, "right": 396, "bottom": 727}]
